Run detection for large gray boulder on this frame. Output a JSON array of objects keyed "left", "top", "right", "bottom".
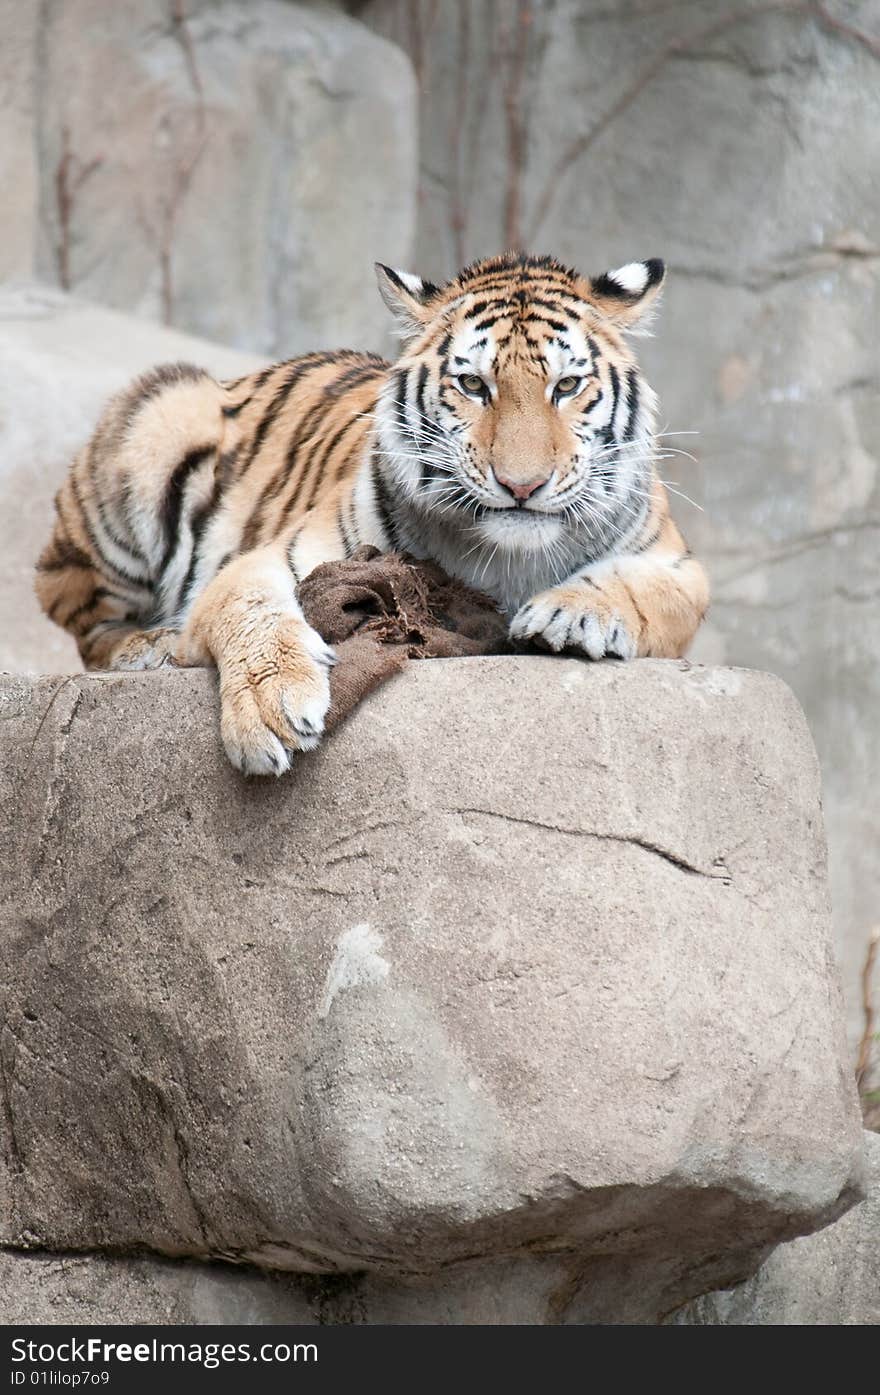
[
  {"left": 0, "top": 658, "right": 864, "bottom": 1319},
  {"left": 673, "top": 1131, "right": 880, "bottom": 1325},
  {"left": 360, "top": 0, "right": 880, "bottom": 1055},
  {"left": 0, "top": 282, "right": 265, "bottom": 676},
  {"left": 4, "top": 0, "right": 416, "bottom": 355}
]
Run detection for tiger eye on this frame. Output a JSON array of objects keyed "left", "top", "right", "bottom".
[
  {"left": 555, "top": 375, "right": 580, "bottom": 397},
  {"left": 458, "top": 373, "right": 487, "bottom": 397}
]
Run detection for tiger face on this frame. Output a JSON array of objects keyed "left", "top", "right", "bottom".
[{"left": 374, "top": 253, "right": 665, "bottom": 587}]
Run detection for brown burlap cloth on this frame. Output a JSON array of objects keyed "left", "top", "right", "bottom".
[{"left": 298, "top": 546, "right": 512, "bottom": 731}]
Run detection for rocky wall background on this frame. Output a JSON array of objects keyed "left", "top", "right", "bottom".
[
  {"left": 0, "top": 0, "right": 877, "bottom": 1105},
  {"left": 1, "top": 0, "right": 417, "bottom": 355}
]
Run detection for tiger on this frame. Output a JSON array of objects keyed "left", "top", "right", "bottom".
[{"left": 36, "top": 252, "right": 709, "bottom": 776}]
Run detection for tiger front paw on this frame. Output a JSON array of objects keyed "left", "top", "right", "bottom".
[
  {"left": 217, "top": 617, "right": 336, "bottom": 776},
  {"left": 509, "top": 582, "right": 639, "bottom": 660}
]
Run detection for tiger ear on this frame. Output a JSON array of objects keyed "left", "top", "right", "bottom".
[
  {"left": 586, "top": 258, "right": 666, "bottom": 333},
  {"left": 375, "top": 264, "right": 440, "bottom": 337}
]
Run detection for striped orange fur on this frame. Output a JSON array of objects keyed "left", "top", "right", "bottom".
[{"left": 36, "top": 253, "right": 709, "bottom": 774}]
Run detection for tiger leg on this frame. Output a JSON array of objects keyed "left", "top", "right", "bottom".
[
  {"left": 176, "top": 542, "right": 336, "bottom": 776},
  {"left": 510, "top": 513, "right": 709, "bottom": 660}
]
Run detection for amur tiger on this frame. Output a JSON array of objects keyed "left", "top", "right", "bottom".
[{"left": 36, "top": 252, "right": 709, "bottom": 775}]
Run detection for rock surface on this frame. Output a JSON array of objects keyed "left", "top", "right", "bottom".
[
  {"left": 672, "top": 1130, "right": 880, "bottom": 1325},
  {"left": 4, "top": 0, "right": 416, "bottom": 355},
  {"left": 0, "top": 281, "right": 265, "bottom": 676},
  {"left": 0, "top": 1247, "right": 788, "bottom": 1326},
  {"left": 361, "top": 0, "right": 880, "bottom": 1053},
  {"left": 0, "top": 658, "right": 864, "bottom": 1309}
]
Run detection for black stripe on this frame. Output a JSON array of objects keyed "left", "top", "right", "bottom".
[
  {"left": 414, "top": 363, "right": 429, "bottom": 434},
  {"left": 116, "top": 478, "right": 147, "bottom": 559},
  {"left": 235, "top": 361, "right": 310, "bottom": 480},
  {"left": 240, "top": 463, "right": 295, "bottom": 550},
  {"left": 220, "top": 362, "right": 276, "bottom": 410},
  {"left": 394, "top": 368, "right": 413, "bottom": 441},
  {"left": 324, "top": 361, "right": 385, "bottom": 399},
  {"left": 235, "top": 360, "right": 343, "bottom": 546},
  {"left": 518, "top": 296, "right": 574, "bottom": 316},
  {"left": 66, "top": 587, "right": 121, "bottom": 635},
  {"left": 68, "top": 475, "right": 146, "bottom": 589},
  {"left": 592, "top": 261, "right": 662, "bottom": 302},
  {"left": 370, "top": 454, "right": 398, "bottom": 548},
  {"left": 263, "top": 438, "right": 312, "bottom": 536},
  {"left": 245, "top": 396, "right": 344, "bottom": 545},
  {"left": 175, "top": 470, "right": 228, "bottom": 616},
  {"left": 126, "top": 363, "right": 209, "bottom": 421},
  {"left": 286, "top": 526, "right": 305, "bottom": 583},
  {"left": 380, "top": 266, "right": 439, "bottom": 303},
  {"left": 608, "top": 363, "right": 622, "bottom": 437},
  {"left": 578, "top": 385, "right": 603, "bottom": 419},
  {"left": 215, "top": 445, "right": 241, "bottom": 484},
  {"left": 88, "top": 477, "right": 146, "bottom": 577},
  {"left": 288, "top": 398, "right": 334, "bottom": 448},
  {"left": 459, "top": 269, "right": 569, "bottom": 290},
  {"left": 634, "top": 521, "right": 662, "bottom": 554},
  {"left": 337, "top": 502, "right": 354, "bottom": 558},
  {"left": 467, "top": 289, "right": 583, "bottom": 315},
  {"left": 438, "top": 381, "right": 466, "bottom": 413},
  {"left": 622, "top": 368, "right": 640, "bottom": 442},
  {"left": 298, "top": 415, "right": 365, "bottom": 515},
  {"left": 157, "top": 444, "right": 215, "bottom": 578},
  {"left": 221, "top": 363, "right": 277, "bottom": 416},
  {"left": 174, "top": 444, "right": 239, "bottom": 612},
  {"left": 37, "top": 534, "right": 95, "bottom": 574},
  {"left": 344, "top": 491, "right": 360, "bottom": 551},
  {"left": 414, "top": 363, "right": 436, "bottom": 489}
]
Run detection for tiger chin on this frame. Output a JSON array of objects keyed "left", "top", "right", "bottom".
[{"left": 36, "top": 252, "right": 709, "bottom": 776}]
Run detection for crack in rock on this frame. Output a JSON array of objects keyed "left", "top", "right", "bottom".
[{"left": 452, "top": 807, "right": 729, "bottom": 881}]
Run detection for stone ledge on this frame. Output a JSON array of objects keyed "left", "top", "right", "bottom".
[
  {"left": 672, "top": 1131, "right": 879, "bottom": 1325},
  {"left": 0, "top": 657, "right": 864, "bottom": 1314},
  {"left": 5, "top": 1132, "right": 875, "bottom": 1325}
]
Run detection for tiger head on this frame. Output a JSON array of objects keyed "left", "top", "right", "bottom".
[{"left": 374, "top": 252, "right": 666, "bottom": 590}]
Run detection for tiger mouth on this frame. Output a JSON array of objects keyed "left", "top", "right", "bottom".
[
  {"left": 423, "top": 488, "right": 565, "bottom": 524},
  {"left": 484, "top": 503, "right": 565, "bottom": 521}
]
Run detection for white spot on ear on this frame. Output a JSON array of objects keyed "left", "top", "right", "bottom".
[
  {"left": 607, "top": 261, "right": 649, "bottom": 295},
  {"left": 318, "top": 923, "right": 389, "bottom": 1018},
  {"left": 395, "top": 269, "right": 425, "bottom": 297}
]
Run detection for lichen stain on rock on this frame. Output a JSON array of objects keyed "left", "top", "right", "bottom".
[{"left": 318, "top": 923, "right": 390, "bottom": 1019}]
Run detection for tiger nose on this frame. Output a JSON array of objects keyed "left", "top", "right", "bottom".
[{"left": 493, "top": 469, "right": 551, "bottom": 501}]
